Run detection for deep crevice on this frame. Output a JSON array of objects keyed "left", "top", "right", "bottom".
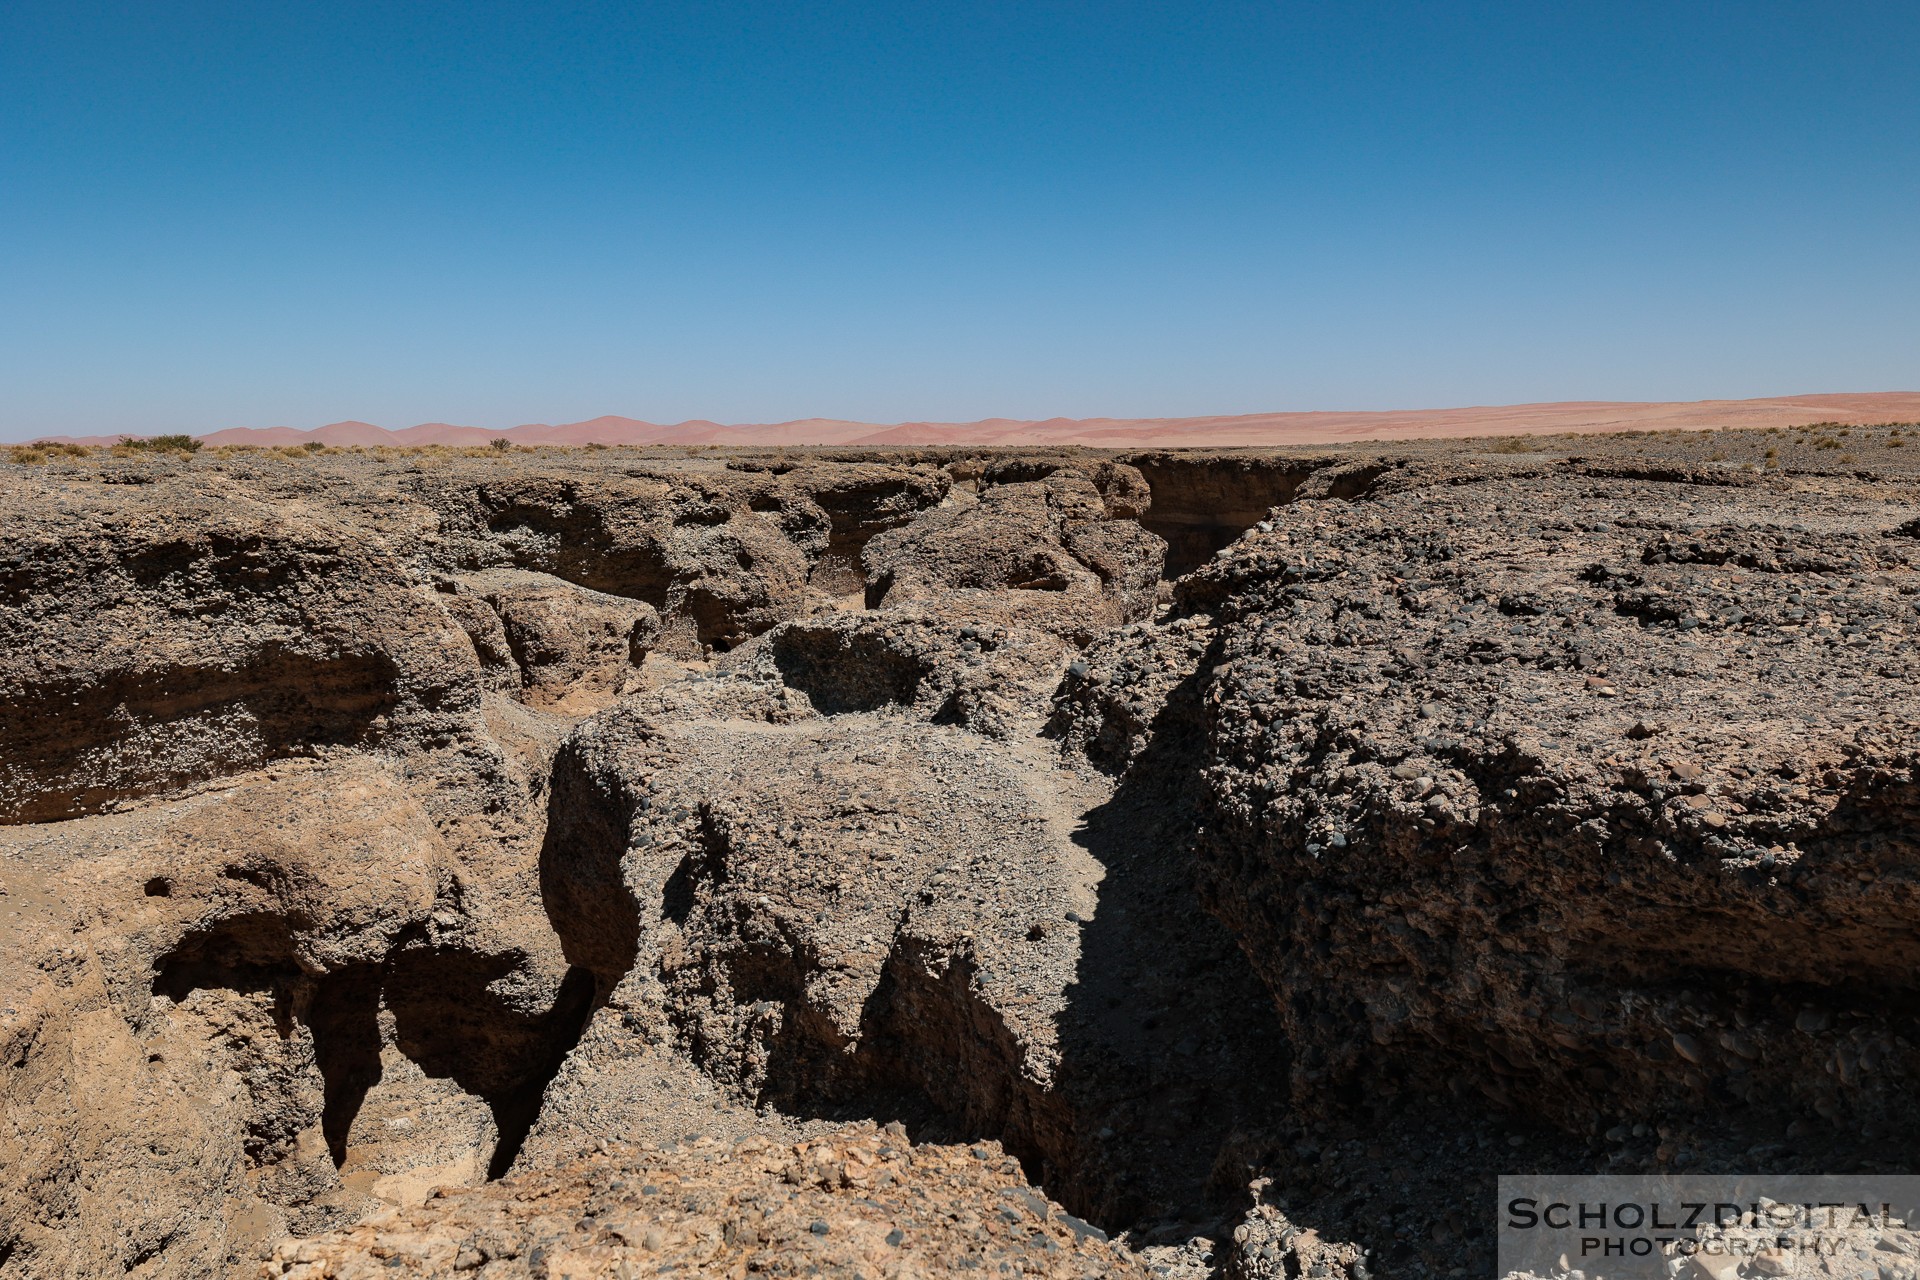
[
  {"left": 309, "top": 965, "right": 383, "bottom": 1167},
  {"left": 150, "top": 922, "right": 605, "bottom": 1185},
  {"left": 484, "top": 965, "right": 597, "bottom": 1178},
  {"left": 1124, "top": 456, "right": 1322, "bottom": 578}
]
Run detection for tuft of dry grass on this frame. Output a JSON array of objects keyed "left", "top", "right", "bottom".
[{"left": 9, "top": 442, "right": 93, "bottom": 464}]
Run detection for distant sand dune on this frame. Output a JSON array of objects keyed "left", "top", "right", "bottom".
[{"left": 30, "top": 392, "right": 1920, "bottom": 450}]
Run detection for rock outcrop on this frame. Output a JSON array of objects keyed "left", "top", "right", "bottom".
[
  {"left": 1164, "top": 471, "right": 1920, "bottom": 1139},
  {"left": 439, "top": 569, "right": 659, "bottom": 711},
  {"left": 264, "top": 1125, "right": 1150, "bottom": 1280},
  {"left": 415, "top": 462, "right": 949, "bottom": 653},
  {"left": 0, "top": 473, "right": 482, "bottom": 825},
  {"left": 862, "top": 469, "right": 1167, "bottom": 642}
]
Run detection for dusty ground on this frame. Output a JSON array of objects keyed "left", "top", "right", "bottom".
[{"left": 1, "top": 423, "right": 1916, "bottom": 1279}]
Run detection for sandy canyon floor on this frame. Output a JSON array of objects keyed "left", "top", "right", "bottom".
[{"left": 3, "top": 422, "right": 1919, "bottom": 1278}]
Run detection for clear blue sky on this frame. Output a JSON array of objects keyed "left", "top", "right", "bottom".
[{"left": 2, "top": 1, "right": 1916, "bottom": 439}]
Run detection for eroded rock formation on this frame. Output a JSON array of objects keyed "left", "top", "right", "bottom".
[{"left": 3, "top": 432, "right": 1918, "bottom": 1279}]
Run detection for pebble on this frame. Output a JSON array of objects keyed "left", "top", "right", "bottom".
[
  {"left": 1671, "top": 1033, "right": 1707, "bottom": 1065},
  {"left": 1795, "top": 1008, "right": 1832, "bottom": 1034}
]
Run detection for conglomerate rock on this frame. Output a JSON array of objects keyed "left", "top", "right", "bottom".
[
  {"left": 0, "top": 471, "right": 483, "bottom": 825},
  {"left": 263, "top": 1125, "right": 1151, "bottom": 1280},
  {"left": 440, "top": 569, "right": 660, "bottom": 712},
  {"left": 527, "top": 675, "right": 1102, "bottom": 1189},
  {"left": 412, "top": 462, "right": 949, "bottom": 653},
  {"left": 0, "top": 756, "right": 572, "bottom": 1276},
  {"left": 1046, "top": 457, "right": 1920, "bottom": 1275},
  {"left": 862, "top": 469, "right": 1167, "bottom": 642},
  {"left": 1162, "top": 471, "right": 1920, "bottom": 1138}
]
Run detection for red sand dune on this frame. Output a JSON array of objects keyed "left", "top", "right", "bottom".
[{"left": 30, "top": 392, "right": 1920, "bottom": 451}]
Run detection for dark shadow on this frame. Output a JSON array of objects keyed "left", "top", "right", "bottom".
[
  {"left": 382, "top": 950, "right": 601, "bottom": 1179},
  {"left": 151, "top": 918, "right": 384, "bottom": 1171},
  {"left": 151, "top": 918, "right": 605, "bottom": 1181},
  {"left": 484, "top": 966, "right": 597, "bottom": 1177},
  {"left": 150, "top": 912, "right": 299, "bottom": 1004},
  {"left": 767, "top": 625, "right": 931, "bottom": 713},
  {"left": 1036, "top": 651, "right": 1296, "bottom": 1235},
  {"left": 660, "top": 853, "right": 698, "bottom": 926},
  {"left": 482, "top": 496, "right": 675, "bottom": 605},
  {"left": 5, "top": 647, "right": 403, "bottom": 825},
  {"left": 537, "top": 738, "right": 644, "bottom": 997},
  {"left": 1127, "top": 454, "right": 1323, "bottom": 577},
  {"left": 309, "top": 966, "right": 384, "bottom": 1166}
]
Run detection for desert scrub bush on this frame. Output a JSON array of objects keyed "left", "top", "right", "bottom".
[
  {"left": 489, "top": 437, "right": 513, "bottom": 452},
  {"left": 13, "top": 441, "right": 92, "bottom": 463},
  {"left": 120, "top": 433, "right": 202, "bottom": 454}
]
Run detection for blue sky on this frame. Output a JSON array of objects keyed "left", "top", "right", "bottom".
[{"left": 2, "top": 1, "right": 1916, "bottom": 438}]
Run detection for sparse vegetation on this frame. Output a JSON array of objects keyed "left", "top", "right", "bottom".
[
  {"left": 120, "top": 434, "right": 202, "bottom": 454},
  {"left": 7, "top": 442, "right": 91, "bottom": 465}
]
